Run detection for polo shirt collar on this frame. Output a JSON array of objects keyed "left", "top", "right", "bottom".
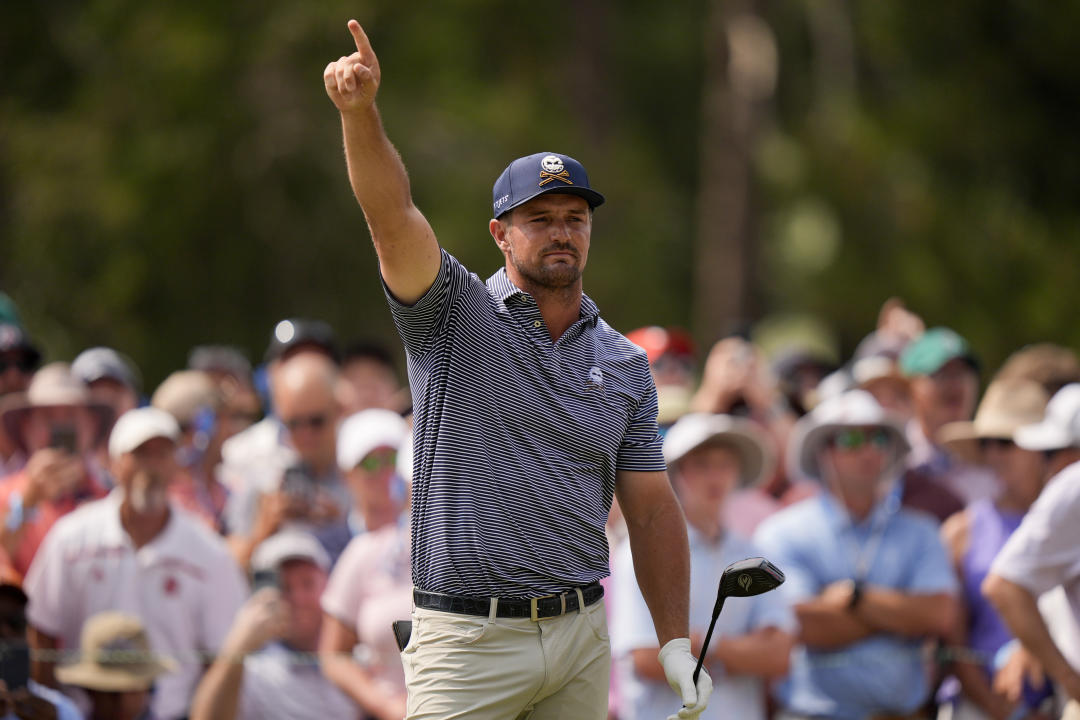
[{"left": 486, "top": 267, "right": 600, "bottom": 325}]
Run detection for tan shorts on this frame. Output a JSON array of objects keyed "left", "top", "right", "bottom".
[{"left": 401, "top": 597, "right": 611, "bottom": 720}]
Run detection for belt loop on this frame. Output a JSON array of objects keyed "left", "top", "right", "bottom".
[
  {"left": 574, "top": 587, "right": 585, "bottom": 612},
  {"left": 488, "top": 597, "right": 498, "bottom": 622}
]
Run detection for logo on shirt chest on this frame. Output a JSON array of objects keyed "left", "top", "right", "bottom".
[
  {"left": 587, "top": 366, "right": 604, "bottom": 390},
  {"left": 163, "top": 576, "right": 180, "bottom": 596}
]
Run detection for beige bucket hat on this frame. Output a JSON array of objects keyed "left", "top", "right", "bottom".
[
  {"left": 0, "top": 363, "right": 115, "bottom": 453},
  {"left": 55, "top": 611, "right": 177, "bottom": 692},
  {"left": 938, "top": 377, "right": 1048, "bottom": 461}
]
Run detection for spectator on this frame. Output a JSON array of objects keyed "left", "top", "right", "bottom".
[
  {"left": 995, "top": 343, "right": 1080, "bottom": 398},
  {"left": 336, "top": 409, "right": 409, "bottom": 536},
  {"left": 339, "top": 341, "right": 405, "bottom": 415},
  {"left": 23, "top": 406, "right": 246, "bottom": 720},
  {"left": 0, "top": 323, "right": 40, "bottom": 400},
  {"left": 191, "top": 531, "right": 356, "bottom": 720},
  {"left": 320, "top": 415, "right": 412, "bottom": 719},
  {"left": 937, "top": 379, "right": 1050, "bottom": 720},
  {"left": 0, "top": 582, "right": 81, "bottom": 720},
  {"left": 611, "top": 412, "right": 795, "bottom": 720},
  {"left": 151, "top": 370, "right": 229, "bottom": 533},
  {"left": 225, "top": 353, "right": 350, "bottom": 570},
  {"left": 187, "top": 346, "right": 262, "bottom": 443},
  {"left": 850, "top": 330, "right": 914, "bottom": 421},
  {"left": 71, "top": 347, "right": 141, "bottom": 420},
  {"left": 220, "top": 319, "right": 339, "bottom": 486},
  {"left": 626, "top": 326, "right": 697, "bottom": 427},
  {"left": 983, "top": 384, "right": 1080, "bottom": 712},
  {"left": 0, "top": 364, "right": 112, "bottom": 578},
  {"left": 54, "top": 611, "right": 175, "bottom": 720},
  {"left": 0, "top": 321, "right": 42, "bottom": 480},
  {"left": 691, "top": 337, "right": 811, "bottom": 517},
  {"left": 901, "top": 327, "right": 998, "bottom": 505},
  {"left": 755, "top": 390, "right": 959, "bottom": 719}
]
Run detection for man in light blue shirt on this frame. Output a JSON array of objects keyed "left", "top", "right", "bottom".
[{"left": 754, "top": 390, "right": 959, "bottom": 720}]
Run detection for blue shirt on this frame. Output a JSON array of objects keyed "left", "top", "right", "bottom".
[
  {"left": 753, "top": 492, "right": 957, "bottom": 719},
  {"left": 385, "top": 250, "right": 666, "bottom": 596}
]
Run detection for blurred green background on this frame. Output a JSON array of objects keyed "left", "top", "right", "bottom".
[{"left": 3, "top": 0, "right": 1079, "bottom": 387}]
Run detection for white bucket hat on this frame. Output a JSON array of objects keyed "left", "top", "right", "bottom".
[
  {"left": 1015, "top": 383, "right": 1080, "bottom": 452},
  {"left": 787, "top": 389, "right": 910, "bottom": 483},
  {"left": 663, "top": 413, "right": 775, "bottom": 488}
]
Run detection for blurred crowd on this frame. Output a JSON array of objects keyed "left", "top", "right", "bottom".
[{"left": 2, "top": 289, "right": 1080, "bottom": 720}]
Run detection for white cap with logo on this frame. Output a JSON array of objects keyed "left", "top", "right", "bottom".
[{"left": 1015, "top": 384, "right": 1080, "bottom": 452}]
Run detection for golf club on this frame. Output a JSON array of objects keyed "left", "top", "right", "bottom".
[{"left": 692, "top": 557, "right": 785, "bottom": 685}]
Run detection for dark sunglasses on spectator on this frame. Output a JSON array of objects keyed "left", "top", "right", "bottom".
[
  {"left": 0, "top": 355, "right": 36, "bottom": 374},
  {"left": 283, "top": 413, "right": 329, "bottom": 432},
  {"left": 359, "top": 451, "right": 398, "bottom": 473},
  {"left": 830, "top": 428, "right": 892, "bottom": 451},
  {"left": 978, "top": 437, "right": 1015, "bottom": 450}
]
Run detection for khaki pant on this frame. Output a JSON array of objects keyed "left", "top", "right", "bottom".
[{"left": 401, "top": 597, "right": 611, "bottom": 720}]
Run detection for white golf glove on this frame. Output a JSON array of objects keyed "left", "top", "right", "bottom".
[{"left": 658, "top": 637, "right": 713, "bottom": 719}]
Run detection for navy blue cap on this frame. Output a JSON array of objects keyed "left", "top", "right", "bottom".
[{"left": 492, "top": 152, "right": 605, "bottom": 218}]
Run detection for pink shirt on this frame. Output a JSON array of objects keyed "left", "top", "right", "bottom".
[{"left": 321, "top": 522, "right": 413, "bottom": 697}]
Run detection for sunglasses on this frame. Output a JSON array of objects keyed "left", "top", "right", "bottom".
[
  {"left": 978, "top": 437, "right": 1015, "bottom": 451},
  {"left": 283, "top": 413, "right": 329, "bottom": 432},
  {"left": 0, "top": 355, "right": 36, "bottom": 374},
  {"left": 359, "top": 451, "right": 398, "bottom": 473},
  {"left": 829, "top": 428, "right": 892, "bottom": 451}
]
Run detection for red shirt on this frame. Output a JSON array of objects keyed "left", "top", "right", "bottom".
[{"left": 0, "top": 464, "right": 107, "bottom": 576}]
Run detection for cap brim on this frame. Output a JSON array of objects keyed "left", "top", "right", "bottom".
[
  {"left": 56, "top": 658, "right": 176, "bottom": 692},
  {"left": 1015, "top": 422, "right": 1073, "bottom": 452},
  {"left": 495, "top": 186, "right": 606, "bottom": 218}
]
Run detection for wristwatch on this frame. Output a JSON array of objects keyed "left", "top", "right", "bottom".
[{"left": 847, "top": 579, "right": 864, "bottom": 611}]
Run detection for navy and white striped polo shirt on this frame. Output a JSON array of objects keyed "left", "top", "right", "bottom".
[{"left": 385, "top": 249, "right": 666, "bottom": 597}]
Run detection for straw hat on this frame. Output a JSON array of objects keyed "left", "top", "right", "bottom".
[
  {"left": 787, "top": 389, "right": 910, "bottom": 483},
  {"left": 0, "top": 363, "right": 114, "bottom": 452},
  {"left": 663, "top": 413, "right": 775, "bottom": 488},
  {"left": 938, "top": 378, "right": 1048, "bottom": 461},
  {"left": 55, "top": 612, "right": 177, "bottom": 692}
]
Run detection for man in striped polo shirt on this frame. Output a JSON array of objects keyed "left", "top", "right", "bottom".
[{"left": 324, "top": 19, "right": 710, "bottom": 720}]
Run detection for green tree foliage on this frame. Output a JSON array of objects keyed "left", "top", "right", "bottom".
[{"left": 1, "top": 0, "right": 1076, "bottom": 386}]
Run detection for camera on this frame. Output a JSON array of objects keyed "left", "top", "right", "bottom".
[{"left": 48, "top": 424, "right": 77, "bottom": 454}]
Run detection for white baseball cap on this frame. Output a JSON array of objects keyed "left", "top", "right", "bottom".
[
  {"left": 108, "top": 407, "right": 180, "bottom": 458},
  {"left": 1015, "top": 384, "right": 1080, "bottom": 452},
  {"left": 251, "top": 530, "right": 330, "bottom": 573},
  {"left": 337, "top": 409, "right": 410, "bottom": 472}
]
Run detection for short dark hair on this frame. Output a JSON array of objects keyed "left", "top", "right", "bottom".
[{"left": 342, "top": 341, "right": 397, "bottom": 373}]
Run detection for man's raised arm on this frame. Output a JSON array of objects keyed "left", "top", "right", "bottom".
[{"left": 324, "top": 19, "right": 441, "bottom": 304}]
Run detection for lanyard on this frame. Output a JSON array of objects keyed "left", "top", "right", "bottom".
[{"left": 826, "top": 481, "right": 901, "bottom": 582}]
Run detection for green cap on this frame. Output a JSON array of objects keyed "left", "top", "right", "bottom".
[
  {"left": 900, "top": 327, "right": 978, "bottom": 377},
  {"left": 0, "top": 293, "right": 20, "bottom": 327}
]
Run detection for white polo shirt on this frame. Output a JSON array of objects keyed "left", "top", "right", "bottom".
[
  {"left": 24, "top": 490, "right": 247, "bottom": 720},
  {"left": 992, "top": 461, "right": 1080, "bottom": 669}
]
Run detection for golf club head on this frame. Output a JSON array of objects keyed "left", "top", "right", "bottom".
[{"left": 718, "top": 557, "right": 785, "bottom": 598}]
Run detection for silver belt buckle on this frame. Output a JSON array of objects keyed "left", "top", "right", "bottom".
[{"left": 530, "top": 593, "right": 564, "bottom": 622}]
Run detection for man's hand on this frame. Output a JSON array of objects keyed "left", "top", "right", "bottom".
[
  {"left": 323, "top": 20, "right": 381, "bottom": 114},
  {"left": 658, "top": 638, "right": 712, "bottom": 719},
  {"left": 221, "top": 588, "right": 290, "bottom": 659},
  {"left": 24, "top": 448, "right": 83, "bottom": 509},
  {"left": 994, "top": 644, "right": 1046, "bottom": 705}
]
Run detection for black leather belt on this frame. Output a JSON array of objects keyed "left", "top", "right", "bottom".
[{"left": 413, "top": 582, "right": 604, "bottom": 621}]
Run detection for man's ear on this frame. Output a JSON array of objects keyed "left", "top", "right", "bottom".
[{"left": 489, "top": 217, "right": 509, "bottom": 252}]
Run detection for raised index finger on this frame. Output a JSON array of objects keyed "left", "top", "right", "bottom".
[{"left": 348, "top": 19, "right": 373, "bottom": 56}]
